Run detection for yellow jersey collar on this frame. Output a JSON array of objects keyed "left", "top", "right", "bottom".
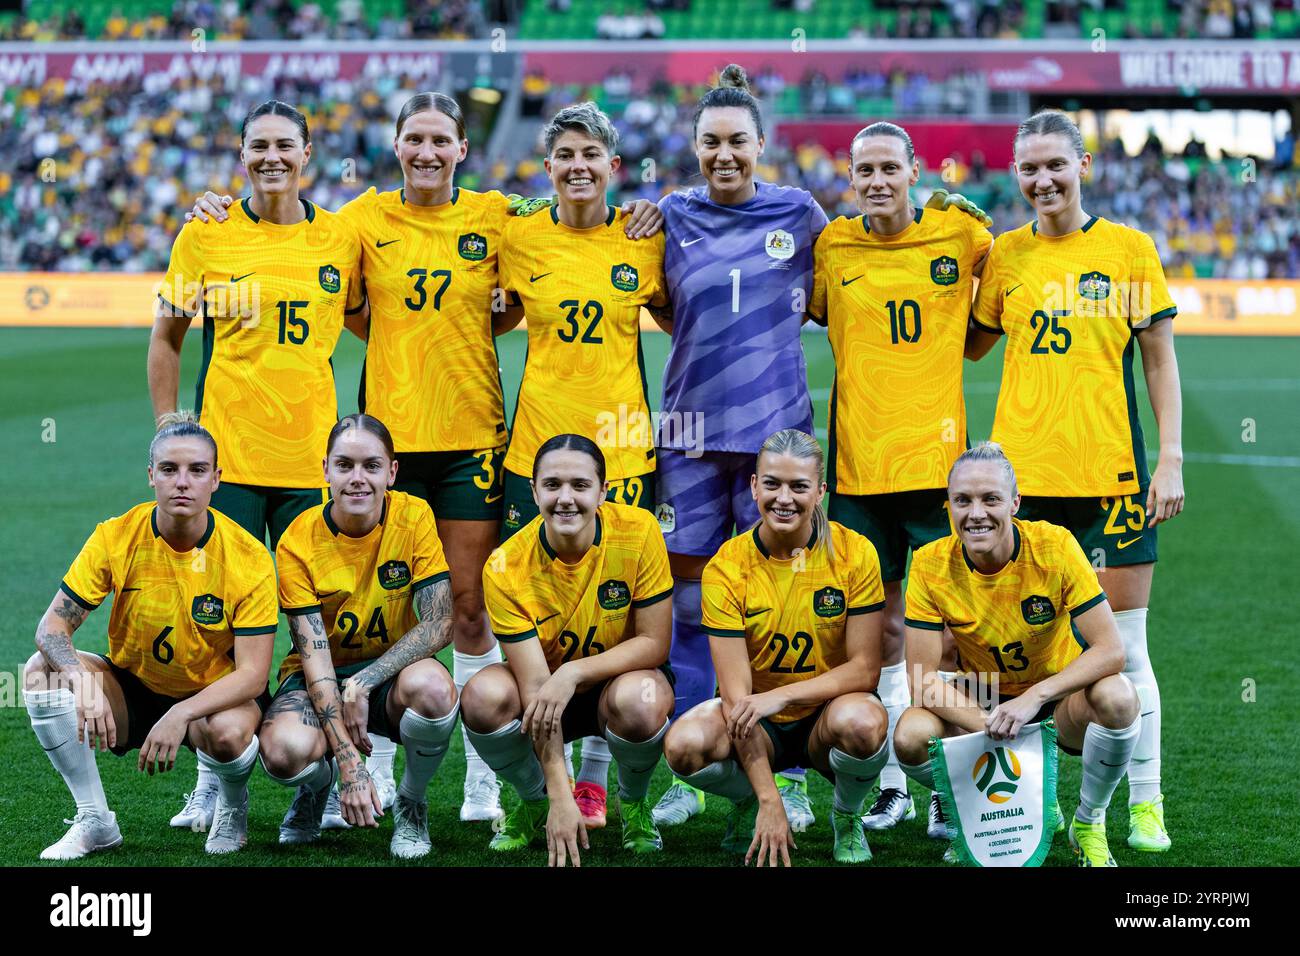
[
  {"left": 539, "top": 511, "right": 604, "bottom": 561},
  {"left": 751, "top": 522, "right": 817, "bottom": 560},
  {"left": 151, "top": 507, "right": 215, "bottom": 550},
  {"left": 240, "top": 197, "right": 316, "bottom": 224},
  {"left": 323, "top": 494, "right": 389, "bottom": 537},
  {"left": 961, "top": 523, "right": 1021, "bottom": 573},
  {"left": 550, "top": 204, "right": 616, "bottom": 227}
]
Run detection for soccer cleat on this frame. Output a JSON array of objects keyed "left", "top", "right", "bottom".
[
  {"left": 573, "top": 781, "right": 607, "bottom": 829},
  {"left": 720, "top": 796, "right": 759, "bottom": 855},
  {"left": 776, "top": 774, "right": 815, "bottom": 831},
  {"left": 390, "top": 795, "right": 432, "bottom": 860},
  {"left": 278, "top": 765, "right": 336, "bottom": 845},
  {"left": 40, "top": 809, "right": 122, "bottom": 861},
  {"left": 489, "top": 797, "right": 549, "bottom": 851},
  {"left": 652, "top": 780, "right": 706, "bottom": 826},
  {"left": 460, "top": 765, "right": 504, "bottom": 822},
  {"left": 926, "top": 793, "right": 952, "bottom": 840},
  {"left": 831, "top": 806, "right": 873, "bottom": 863},
  {"left": 862, "top": 787, "right": 916, "bottom": 831},
  {"left": 367, "top": 756, "right": 397, "bottom": 812},
  {"left": 320, "top": 786, "right": 350, "bottom": 830},
  {"left": 1069, "top": 817, "right": 1118, "bottom": 867},
  {"left": 620, "top": 796, "right": 664, "bottom": 853},
  {"left": 942, "top": 842, "right": 960, "bottom": 864},
  {"left": 1128, "top": 794, "right": 1171, "bottom": 851},
  {"left": 170, "top": 781, "right": 218, "bottom": 831},
  {"left": 204, "top": 792, "right": 249, "bottom": 855}
]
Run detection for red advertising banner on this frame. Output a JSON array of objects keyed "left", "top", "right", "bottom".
[{"left": 777, "top": 120, "right": 1018, "bottom": 167}]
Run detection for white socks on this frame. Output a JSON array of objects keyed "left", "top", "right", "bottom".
[
  {"left": 26, "top": 688, "right": 109, "bottom": 816},
  {"left": 197, "top": 736, "right": 259, "bottom": 805},
  {"left": 1078, "top": 716, "right": 1141, "bottom": 823},
  {"left": 605, "top": 721, "right": 668, "bottom": 802},
  {"left": 576, "top": 736, "right": 612, "bottom": 789},
  {"left": 263, "top": 753, "right": 334, "bottom": 791},
  {"left": 899, "top": 758, "right": 936, "bottom": 791},
  {"left": 1115, "top": 608, "right": 1162, "bottom": 804},
  {"left": 453, "top": 645, "right": 502, "bottom": 774},
  {"left": 397, "top": 705, "right": 459, "bottom": 802},
  {"left": 877, "top": 661, "right": 910, "bottom": 792},
  {"left": 830, "top": 740, "right": 890, "bottom": 815},
  {"left": 465, "top": 720, "right": 546, "bottom": 801}
]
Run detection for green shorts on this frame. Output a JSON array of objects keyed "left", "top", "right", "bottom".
[
  {"left": 272, "top": 658, "right": 449, "bottom": 741},
  {"left": 394, "top": 447, "right": 506, "bottom": 522},
  {"left": 559, "top": 664, "right": 676, "bottom": 742},
  {"left": 828, "top": 488, "right": 952, "bottom": 582},
  {"left": 500, "top": 469, "right": 657, "bottom": 541},
  {"left": 759, "top": 704, "right": 828, "bottom": 774},
  {"left": 210, "top": 482, "right": 325, "bottom": 551},
  {"left": 1016, "top": 484, "right": 1157, "bottom": 568}
]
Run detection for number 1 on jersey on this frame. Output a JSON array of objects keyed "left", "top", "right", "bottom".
[{"left": 729, "top": 268, "right": 741, "bottom": 313}]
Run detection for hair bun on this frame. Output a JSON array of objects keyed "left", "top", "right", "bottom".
[{"left": 718, "top": 64, "right": 750, "bottom": 92}]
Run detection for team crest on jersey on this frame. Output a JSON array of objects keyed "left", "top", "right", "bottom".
[
  {"left": 813, "top": 586, "right": 846, "bottom": 618},
  {"left": 1021, "top": 594, "right": 1056, "bottom": 626},
  {"left": 597, "top": 579, "right": 632, "bottom": 611},
  {"left": 378, "top": 560, "right": 412, "bottom": 591},
  {"left": 458, "top": 232, "right": 487, "bottom": 261},
  {"left": 765, "top": 229, "right": 795, "bottom": 261},
  {"left": 318, "top": 264, "right": 341, "bottom": 294},
  {"left": 611, "top": 263, "right": 639, "bottom": 292},
  {"left": 655, "top": 502, "right": 676, "bottom": 534},
  {"left": 930, "top": 255, "right": 959, "bottom": 286},
  {"left": 505, "top": 503, "right": 521, "bottom": 529},
  {"left": 191, "top": 593, "right": 225, "bottom": 625},
  {"left": 1078, "top": 271, "right": 1111, "bottom": 300}
]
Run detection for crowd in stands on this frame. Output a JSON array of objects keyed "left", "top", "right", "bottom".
[{"left": 2, "top": 71, "right": 1297, "bottom": 278}]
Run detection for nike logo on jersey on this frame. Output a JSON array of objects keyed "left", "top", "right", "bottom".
[
  {"left": 485, "top": 493, "right": 504, "bottom": 504},
  {"left": 841, "top": 274, "right": 863, "bottom": 286},
  {"left": 680, "top": 237, "right": 704, "bottom": 247},
  {"left": 529, "top": 272, "right": 552, "bottom": 283},
  {"left": 376, "top": 239, "right": 401, "bottom": 248},
  {"left": 744, "top": 607, "right": 771, "bottom": 619},
  {"left": 230, "top": 272, "right": 255, "bottom": 282},
  {"left": 1117, "top": 537, "right": 1144, "bottom": 550},
  {"left": 120, "top": 587, "right": 141, "bottom": 593},
  {"left": 535, "top": 612, "right": 559, "bottom": 626},
  {"left": 1004, "top": 283, "right": 1022, "bottom": 297}
]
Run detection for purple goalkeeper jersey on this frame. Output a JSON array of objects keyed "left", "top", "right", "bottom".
[{"left": 657, "top": 181, "right": 828, "bottom": 453}]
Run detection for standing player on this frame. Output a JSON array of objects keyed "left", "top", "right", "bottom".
[
  {"left": 494, "top": 102, "right": 669, "bottom": 828},
  {"left": 894, "top": 443, "right": 1141, "bottom": 867},
  {"left": 262, "top": 414, "right": 458, "bottom": 859},
  {"left": 810, "top": 122, "right": 992, "bottom": 835},
  {"left": 662, "top": 430, "right": 890, "bottom": 865},
  {"left": 969, "top": 110, "right": 1184, "bottom": 852},
  {"left": 462, "top": 435, "right": 675, "bottom": 865},
  {"left": 23, "top": 414, "right": 276, "bottom": 858},
  {"left": 149, "top": 100, "right": 364, "bottom": 831}
]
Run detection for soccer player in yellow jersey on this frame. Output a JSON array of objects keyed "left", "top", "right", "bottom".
[
  {"left": 262, "top": 415, "right": 458, "bottom": 858},
  {"left": 894, "top": 443, "right": 1141, "bottom": 866},
  {"left": 664, "top": 430, "right": 890, "bottom": 866},
  {"left": 23, "top": 414, "right": 277, "bottom": 859},
  {"left": 969, "top": 110, "right": 1184, "bottom": 852},
  {"left": 463, "top": 435, "right": 674, "bottom": 866},
  {"left": 810, "top": 122, "right": 994, "bottom": 835}
]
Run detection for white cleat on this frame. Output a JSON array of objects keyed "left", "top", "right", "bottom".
[
  {"left": 390, "top": 795, "right": 432, "bottom": 859},
  {"left": 927, "top": 793, "right": 953, "bottom": 840},
  {"left": 320, "top": 785, "right": 351, "bottom": 830},
  {"left": 170, "top": 781, "right": 218, "bottom": 831},
  {"left": 368, "top": 759, "right": 397, "bottom": 812},
  {"left": 652, "top": 781, "right": 705, "bottom": 826},
  {"left": 279, "top": 766, "right": 336, "bottom": 845},
  {"left": 460, "top": 765, "right": 504, "bottom": 822},
  {"left": 41, "top": 809, "right": 122, "bottom": 861},
  {"left": 205, "top": 792, "right": 249, "bottom": 855},
  {"left": 862, "top": 787, "right": 916, "bottom": 831}
]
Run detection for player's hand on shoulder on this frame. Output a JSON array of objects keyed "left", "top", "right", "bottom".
[
  {"left": 338, "top": 760, "right": 383, "bottom": 827},
  {"left": 546, "top": 794, "right": 588, "bottom": 868},
  {"left": 186, "top": 192, "right": 234, "bottom": 224},
  {"left": 747, "top": 800, "right": 796, "bottom": 868},
  {"left": 138, "top": 706, "right": 189, "bottom": 775},
  {"left": 621, "top": 198, "right": 664, "bottom": 239}
]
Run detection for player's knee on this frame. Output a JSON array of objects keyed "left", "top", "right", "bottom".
[
  {"left": 663, "top": 719, "right": 711, "bottom": 776},
  {"left": 202, "top": 710, "right": 254, "bottom": 760},
  {"left": 832, "top": 700, "right": 887, "bottom": 756},
  {"left": 1089, "top": 674, "right": 1139, "bottom": 729},
  {"left": 459, "top": 669, "right": 517, "bottom": 733},
  {"left": 893, "top": 707, "right": 936, "bottom": 764},
  {"left": 257, "top": 726, "right": 316, "bottom": 779},
  {"left": 402, "top": 661, "right": 457, "bottom": 718},
  {"left": 451, "top": 590, "right": 488, "bottom": 640},
  {"left": 605, "top": 672, "right": 671, "bottom": 739}
]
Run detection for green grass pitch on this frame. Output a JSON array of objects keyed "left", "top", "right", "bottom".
[{"left": 1, "top": 327, "right": 1295, "bottom": 866}]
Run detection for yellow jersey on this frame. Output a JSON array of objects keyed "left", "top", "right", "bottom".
[
  {"left": 812, "top": 207, "right": 993, "bottom": 494},
  {"left": 701, "top": 521, "right": 885, "bottom": 722},
  {"left": 60, "top": 503, "right": 278, "bottom": 698},
  {"left": 498, "top": 207, "right": 667, "bottom": 481},
  {"left": 483, "top": 501, "right": 673, "bottom": 673},
  {"left": 159, "top": 198, "right": 364, "bottom": 488},
  {"left": 275, "top": 490, "right": 449, "bottom": 681},
  {"left": 971, "top": 216, "right": 1177, "bottom": 497},
  {"left": 905, "top": 517, "right": 1107, "bottom": 698},
  {"left": 338, "top": 187, "right": 510, "bottom": 453}
]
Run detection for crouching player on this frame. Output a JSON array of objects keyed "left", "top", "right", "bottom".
[
  {"left": 463, "top": 435, "right": 674, "bottom": 865},
  {"left": 663, "top": 429, "right": 890, "bottom": 865},
  {"left": 895, "top": 442, "right": 1141, "bottom": 866},
  {"left": 262, "top": 414, "right": 458, "bottom": 859},
  {"left": 24, "top": 413, "right": 276, "bottom": 858}
]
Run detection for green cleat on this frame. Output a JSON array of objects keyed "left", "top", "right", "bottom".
[
  {"left": 1069, "top": 817, "right": 1117, "bottom": 867},
  {"left": 720, "top": 796, "right": 759, "bottom": 855},
  {"left": 1128, "top": 795, "right": 1171, "bottom": 852},
  {"left": 831, "top": 806, "right": 873, "bottom": 864},
  {"left": 488, "top": 797, "right": 548, "bottom": 852},
  {"left": 620, "top": 796, "right": 663, "bottom": 853}
]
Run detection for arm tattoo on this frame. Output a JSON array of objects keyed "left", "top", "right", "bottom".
[
  {"left": 36, "top": 594, "right": 90, "bottom": 671},
  {"left": 352, "top": 579, "right": 452, "bottom": 692},
  {"left": 291, "top": 614, "right": 360, "bottom": 762}
]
